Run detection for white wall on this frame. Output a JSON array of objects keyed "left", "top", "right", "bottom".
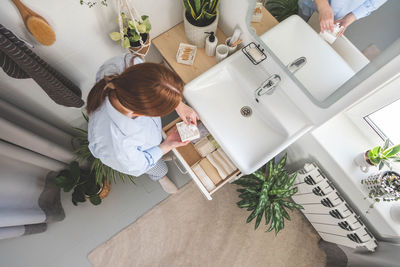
[{"left": 0, "top": 0, "right": 183, "bottom": 132}]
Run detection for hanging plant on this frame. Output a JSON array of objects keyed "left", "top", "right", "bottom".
[
  {"left": 109, "top": 12, "right": 151, "bottom": 49},
  {"left": 80, "top": 0, "right": 109, "bottom": 8}
]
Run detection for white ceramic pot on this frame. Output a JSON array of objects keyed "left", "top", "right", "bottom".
[
  {"left": 183, "top": 11, "right": 219, "bottom": 48},
  {"left": 354, "top": 151, "right": 374, "bottom": 173}
]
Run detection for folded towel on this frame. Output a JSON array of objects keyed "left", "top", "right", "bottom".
[
  {"left": 206, "top": 153, "right": 229, "bottom": 179},
  {"left": 194, "top": 137, "right": 216, "bottom": 157},
  {"left": 216, "top": 148, "right": 237, "bottom": 174},
  {"left": 192, "top": 163, "right": 216, "bottom": 192},
  {"left": 199, "top": 158, "right": 222, "bottom": 185}
]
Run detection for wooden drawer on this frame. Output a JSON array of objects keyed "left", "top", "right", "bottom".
[{"left": 162, "top": 117, "right": 241, "bottom": 200}]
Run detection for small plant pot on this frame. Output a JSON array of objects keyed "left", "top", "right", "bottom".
[
  {"left": 129, "top": 33, "right": 150, "bottom": 56},
  {"left": 361, "top": 171, "right": 400, "bottom": 201},
  {"left": 85, "top": 179, "right": 111, "bottom": 200},
  {"left": 183, "top": 11, "right": 219, "bottom": 48},
  {"left": 354, "top": 150, "right": 375, "bottom": 173}
]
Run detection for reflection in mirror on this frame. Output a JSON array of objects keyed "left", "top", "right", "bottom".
[{"left": 249, "top": 0, "right": 400, "bottom": 107}]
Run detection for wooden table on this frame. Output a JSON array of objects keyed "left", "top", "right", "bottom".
[
  {"left": 250, "top": 6, "right": 279, "bottom": 36},
  {"left": 152, "top": 23, "right": 227, "bottom": 84},
  {"left": 153, "top": 8, "right": 278, "bottom": 84}
]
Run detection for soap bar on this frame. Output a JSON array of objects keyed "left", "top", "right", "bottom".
[
  {"left": 320, "top": 23, "right": 343, "bottom": 44},
  {"left": 176, "top": 121, "right": 200, "bottom": 142}
]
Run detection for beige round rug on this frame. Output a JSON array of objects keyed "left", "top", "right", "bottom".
[{"left": 89, "top": 181, "right": 326, "bottom": 267}]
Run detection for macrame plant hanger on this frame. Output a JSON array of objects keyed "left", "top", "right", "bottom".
[{"left": 117, "top": 0, "right": 151, "bottom": 58}]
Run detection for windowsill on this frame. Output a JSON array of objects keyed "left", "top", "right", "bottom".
[{"left": 288, "top": 113, "right": 400, "bottom": 241}]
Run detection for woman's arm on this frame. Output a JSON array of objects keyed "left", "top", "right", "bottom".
[
  {"left": 159, "top": 126, "right": 189, "bottom": 155},
  {"left": 175, "top": 101, "right": 199, "bottom": 125},
  {"left": 314, "top": 0, "right": 334, "bottom": 32}
]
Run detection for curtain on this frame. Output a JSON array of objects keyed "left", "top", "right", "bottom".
[
  {"left": 0, "top": 24, "right": 84, "bottom": 108},
  {"left": 0, "top": 98, "right": 74, "bottom": 240}
]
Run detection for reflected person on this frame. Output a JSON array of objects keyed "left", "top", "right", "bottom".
[{"left": 298, "top": 0, "right": 387, "bottom": 35}]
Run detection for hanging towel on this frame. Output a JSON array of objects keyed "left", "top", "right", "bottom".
[{"left": 0, "top": 24, "right": 84, "bottom": 108}]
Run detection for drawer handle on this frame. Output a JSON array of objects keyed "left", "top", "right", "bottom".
[{"left": 173, "top": 155, "right": 188, "bottom": 174}]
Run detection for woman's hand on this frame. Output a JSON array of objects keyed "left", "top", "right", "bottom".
[
  {"left": 315, "top": 0, "right": 334, "bottom": 32},
  {"left": 159, "top": 127, "right": 189, "bottom": 154},
  {"left": 175, "top": 101, "right": 199, "bottom": 125},
  {"left": 335, "top": 13, "right": 356, "bottom": 37}
]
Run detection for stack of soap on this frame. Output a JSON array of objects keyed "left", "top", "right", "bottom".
[{"left": 176, "top": 121, "right": 200, "bottom": 142}]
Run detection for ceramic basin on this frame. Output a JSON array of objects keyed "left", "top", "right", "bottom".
[
  {"left": 184, "top": 51, "right": 312, "bottom": 174},
  {"left": 260, "top": 15, "right": 355, "bottom": 103}
]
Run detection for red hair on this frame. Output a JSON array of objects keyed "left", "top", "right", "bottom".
[{"left": 86, "top": 62, "right": 184, "bottom": 116}]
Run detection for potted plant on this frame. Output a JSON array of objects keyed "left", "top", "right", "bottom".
[
  {"left": 182, "top": 0, "right": 220, "bottom": 48},
  {"left": 56, "top": 161, "right": 110, "bottom": 206},
  {"left": 73, "top": 113, "right": 135, "bottom": 186},
  {"left": 354, "top": 139, "right": 400, "bottom": 172},
  {"left": 233, "top": 154, "right": 303, "bottom": 235},
  {"left": 361, "top": 171, "right": 400, "bottom": 213},
  {"left": 109, "top": 12, "right": 152, "bottom": 55}
]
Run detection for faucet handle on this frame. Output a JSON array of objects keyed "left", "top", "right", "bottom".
[{"left": 287, "top": 57, "right": 307, "bottom": 74}]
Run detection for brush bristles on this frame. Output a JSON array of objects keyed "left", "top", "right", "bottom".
[{"left": 26, "top": 17, "right": 56, "bottom": 46}]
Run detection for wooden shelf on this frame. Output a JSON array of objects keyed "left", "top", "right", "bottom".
[
  {"left": 152, "top": 22, "right": 227, "bottom": 84},
  {"left": 250, "top": 6, "right": 279, "bottom": 36}
]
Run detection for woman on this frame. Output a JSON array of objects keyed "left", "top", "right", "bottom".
[
  {"left": 86, "top": 54, "right": 198, "bottom": 194},
  {"left": 298, "top": 0, "right": 387, "bottom": 36}
]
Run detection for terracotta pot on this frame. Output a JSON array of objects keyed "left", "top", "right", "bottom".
[
  {"left": 85, "top": 179, "right": 111, "bottom": 200},
  {"left": 129, "top": 33, "right": 150, "bottom": 56}
]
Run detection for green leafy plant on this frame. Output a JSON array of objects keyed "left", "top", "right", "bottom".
[
  {"left": 367, "top": 139, "right": 400, "bottom": 170},
  {"left": 110, "top": 13, "right": 152, "bottom": 49},
  {"left": 56, "top": 161, "right": 102, "bottom": 206},
  {"left": 265, "top": 0, "right": 298, "bottom": 22},
  {"left": 233, "top": 154, "right": 303, "bottom": 235},
  {"left": 80, "top": 0, "right": 108, "bottom": 8},
  {"left": 182, "top": 0, "right": 220, "bottom": 27},
  {"left": 73, "top": 113, "right": 135, "bottom": 185},
  {"left": 361, "top": 171, "right": 400, "bottom": 213}
]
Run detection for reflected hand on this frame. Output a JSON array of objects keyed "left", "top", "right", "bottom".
[
  {"left": 335, "top": 13, "right": 356, "bottom": 37},
  {"left": 175, "top": 101, "right": 199, "bottom": 125},
  {"left": 315, "top": 0, "right": 334, "bottom": 32}
]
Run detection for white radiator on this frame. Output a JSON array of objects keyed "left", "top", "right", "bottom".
[{"left": 292, "top": 163, "right": 378, "bottom": 251}]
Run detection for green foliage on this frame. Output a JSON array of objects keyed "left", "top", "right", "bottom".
[
  {"left": 367, "top": 139, "right": 400, "bottom": 170},
  {"left": 233, "top": 154, "right": 303, "bottom": 235},
  {"left": 73, "top": 113, "right": 135, "bottom": 185},
  {"left": 265, "top": 0, "right": 299, "bottom": 22},
  {"left": 182, "top": 0, "right": 220, "bottom": 26},
  {"left": 56, "top": 161, "right": 102, "bottom": 206},
  {"left": 110, "top": 13, "right": 151, "bottom": 49}
]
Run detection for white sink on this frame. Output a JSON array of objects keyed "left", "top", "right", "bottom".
[
  {"left": 260, "top": 15, "right": 355, "bottom": 103},
  {"left": 184, "top": 51, "right": 312, "bottom": 174}
]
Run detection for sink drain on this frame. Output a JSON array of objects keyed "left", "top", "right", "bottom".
[{"left": 240, "top": 106, "right": 252, "bottom": 117}]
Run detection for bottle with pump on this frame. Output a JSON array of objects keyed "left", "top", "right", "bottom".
[{"left": 205, "top": 31, "right": 218, "bottom": 57}]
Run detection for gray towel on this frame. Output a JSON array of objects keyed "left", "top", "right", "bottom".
[{"left": 0, "top": 24, "right": 84, "bottom": 108}]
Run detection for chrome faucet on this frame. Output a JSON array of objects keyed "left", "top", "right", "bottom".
[{"left": 255, "top": 74, "right": 281, "bottom": 102}]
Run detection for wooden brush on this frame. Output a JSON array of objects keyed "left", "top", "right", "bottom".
[{"left": 11, "top": 0, "right": 56, "bottom": 46}]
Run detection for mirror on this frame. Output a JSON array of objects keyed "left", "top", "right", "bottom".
[{"left": 248, "top": 0, "right": 400, "bottom": 108}]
